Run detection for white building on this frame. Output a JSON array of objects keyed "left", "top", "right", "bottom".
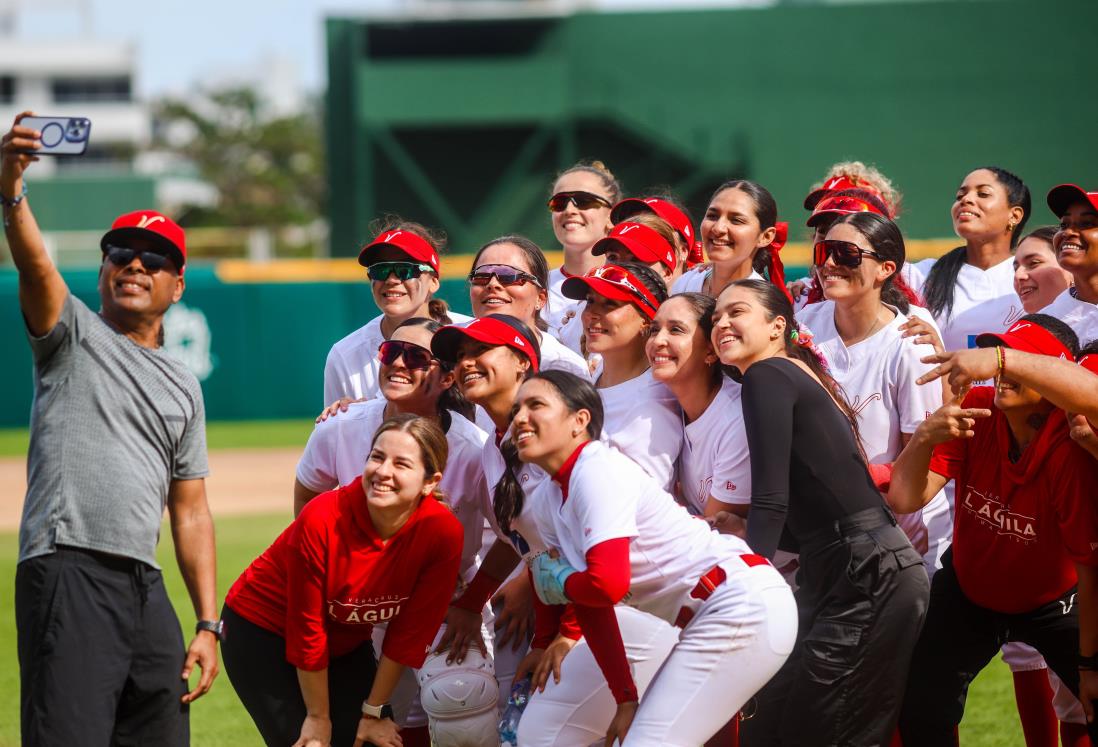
[{"left": 0, "top": 37, "right": 148, "bottom": 175}]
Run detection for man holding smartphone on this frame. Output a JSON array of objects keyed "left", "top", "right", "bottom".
[{"left": 1, "top": 112, "right": 220, "bottom": 746}]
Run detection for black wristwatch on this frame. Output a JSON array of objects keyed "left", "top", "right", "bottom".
[
  {"left": 196, "top": 619, "right": 225, "bottom": 641},
  {"left": 361, "top": 702, "right": 394, "bottom": 720}
]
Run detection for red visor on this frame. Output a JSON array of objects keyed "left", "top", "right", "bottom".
[
  {"left": 430, "top": 315, "right": 540, "bottom": 371},
  {"left": 592, "top": 222, "right": 677, "bottom": 271},
  {"left": 974, "top": 320, "right": 1073, "bottom": 361},
  {"left": 1047, "top": 184, "right": 1098, "bottom": 218},
  {"left": 611, "top": 197, "right": 695, "bottom": 251},
  {"left": 358, "top": 229, "right": 440, "bottom": 273},
  {"left": 806, "top": 194, "right": 889, "bottom": 227},
  {"left": 560, "top": 265, "right": 661, "bottom": 319},
  {"left": 804, "top": 176, "right": 882, "bottom": 210}
]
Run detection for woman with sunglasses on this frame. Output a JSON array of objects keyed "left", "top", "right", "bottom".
[
  {"left": 713, "top": 278, "right": 929, "bottom": 747},
  {"left": 468, "top": 235, "right": 590, "bottom": 379},
  {"left": 671, "top": 180, "right": 790, "bottom": 304},
  {"left": 295, "top": 318, "right": 499, "bottom": 747},
  {"left": 553, "top": 217, "right": 683, "bottom": 359},
  {"left": 222, "top": 414, "right": 463, "bottom": 747},
  {"left": 544, "top": 161, "right": 621, "bottom": 336},
  {"left": 560, "top": 262, "right": 681, "bottom": 492},
  {"left": 427, "top": 316, "right": 561, "bottom": 715},
  {"left": 323, "top": 220, "right": 471, "bottom": 405},
  {"left": 797, "top": 213, "right": 950, "bottom": 568},
  {"left": 899, "top": 167, "right": 1030, "bottom": 353},
  {"left": 512, "top": 370, "right": 795, "bottom": 747}
]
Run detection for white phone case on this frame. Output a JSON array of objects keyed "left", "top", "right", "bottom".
[{"left": 21, "top": 116, "right": 92, "bottom": 155}]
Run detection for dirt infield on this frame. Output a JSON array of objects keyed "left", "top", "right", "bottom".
[{"left": 0, "top": 447, "right": 301, "bottom": 531}]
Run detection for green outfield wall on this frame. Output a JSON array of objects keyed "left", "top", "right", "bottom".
[
  {"left": 0, "top": 269, "right": 467, "bottom": 427},
  {"left": 325, "top": 0, "right": 1096, "bottom": 256}
]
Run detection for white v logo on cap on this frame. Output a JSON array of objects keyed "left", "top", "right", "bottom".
[
  {"left": 137, "top": 215, "right": 165, "bottom": 228},
  {"left": 383, "top": 231, "right": 403, "bottom": 243}
]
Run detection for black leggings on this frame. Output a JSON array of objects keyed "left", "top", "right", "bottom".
[
  {"left": 221, "top": 605, "right": 377, "bottom": 746},
  {"left": 741, "top": 515, "right": 930, "bottom": 747}
]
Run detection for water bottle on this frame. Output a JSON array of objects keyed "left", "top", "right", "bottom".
[{"left": 498, "top": 674, "right": 533, "bottom": 746}]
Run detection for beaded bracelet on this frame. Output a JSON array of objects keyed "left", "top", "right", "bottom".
[
  {"left": 995, "top": 346, "right": 1005, "bottom": 377},
  {"left": 1, "top": 182, "right": 26, "bottom": 229}
]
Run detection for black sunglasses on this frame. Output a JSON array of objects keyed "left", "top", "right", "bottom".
[
  {"left": 377, "top": 340, "right": 441, "bottom": 371},
  {"left": 547, "top": 191, "right": 613, "bottom": 213},
  {"left": 103, "top": 244, "right": 175, "bottom": 273},
  {"left": 813, "top": 239, "right": 884, "bottom": 268},
  {"left": 366, "top": 261, "right": 435, "bottom": 282},
  {"left": 468, "top": 264, "right": 542, "bottom": 288}
]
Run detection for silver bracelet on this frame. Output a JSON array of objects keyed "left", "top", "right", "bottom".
[{"left": 0, "top": 181, "right": 26, "bottom": 208}]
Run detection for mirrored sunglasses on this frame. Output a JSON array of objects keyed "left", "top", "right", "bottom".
[
  {"left": 377, "top": 340, "right": 439, "bottom": 371},
  {"left": 813, "top": 239, "right": 884, "bottom": 268},
  {"left": 547, "top": 191, "right": 613, "bottom": 213},
  {"left": 468, "top": 264, "right": 542, "bottom": 288},
  {"left": 366, "top": 261, "right": 435, "bottom": 282}
]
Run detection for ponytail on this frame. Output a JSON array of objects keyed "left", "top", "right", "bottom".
[
  {"left": 494, "top": 437, "right": 525, "bottom": 534},
  {"left": 428, "top": 298, "right": 453, "bottom": 325}
]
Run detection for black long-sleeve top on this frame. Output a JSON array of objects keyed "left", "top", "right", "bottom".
[{"left": 741, "top": 357, "right": 886, "bottom": 559}]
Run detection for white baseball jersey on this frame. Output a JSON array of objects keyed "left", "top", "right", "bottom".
[
  {"left": 1040, "top": 289, "right": 1098, "bottom": 347},
  {"left": 538, "top": 331, "right": 593, "bottom": 380},
  {"left": 670, "top": 268, "right": 762, "bottom": 296},
  {"left": 553, "top": 301, "right": 587, "bottom": 357},
  {"left": 545, "top": 267, "right": 584, "bottom": 337},
  {"left": 677, "top": 377, "right": 751, "bottom": 514},
  {"left": 322, "top": 311, "right": 473, "bottom": 404},
  {"left": 479, "top": 437, "right": 550, "bottom": 560},
  {"left": 527, "top": 440, "right": 752, "bottom": 624},
  {"left": 902, "top": 256, "right": 1021, "bottom": 351},
  {"left": 295, "top": 398, "right": 488, "bottom": 582},
  {"left": 597, "top": 369, "right": 683, "bottom": 493},
  {"left": 797, "top": 300, "right": 949, "bottom": 561}
]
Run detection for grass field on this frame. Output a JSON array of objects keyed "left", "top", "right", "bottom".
[{"left": 0, "top": 512, "right": 1026, "bottom": 746}]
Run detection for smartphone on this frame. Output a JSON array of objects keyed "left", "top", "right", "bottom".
[{"left": 20, "top": 116, "right": 92, "bottom": 155}]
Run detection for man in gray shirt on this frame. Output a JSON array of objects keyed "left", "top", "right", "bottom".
[{"left": 2, "top": 112, "right": 220, "bottom": 745}]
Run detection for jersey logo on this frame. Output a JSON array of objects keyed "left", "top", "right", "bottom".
[
  {"left": 851, "top": 393, "right": 883, "bottom": 417},
  {"left": 1060, "top": 593, "right": 1077, "bottom": 616},
  {"left": 725, "top": 480, "right": 737, "bottom": 492},
  {"left": 1002, "top": 305, "right": 1022, "bottom": 327},
  {"left": 961, "top": 486, "right": 1036, "bottom": 543},
  {"left": 328, "top": 595, "right": 409, "bottom": 624}
]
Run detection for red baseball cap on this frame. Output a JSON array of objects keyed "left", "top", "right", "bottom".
[
  {"left": 430, "top": 314, "right": 540, "bottom": 372},
  {"left": 803, "top": 175, "right": 884, "bottom": 211},
  {"left": 1047, "top": 184, "right": 1098, "bottom": 218},
  {"left": 975, "top": 319, "right": 1073, "bottom": 361},
  {"left": 611, "top": 197, "right": 695, "bottom": 251},
  {"left": 358, "top": 229, "right": 440, "bottom": 274},
  {"left": 1078, "top": 352, "right": 1098, "bottom": 376},
  {"left": 592, "top": 222, "right": 677, "bottom": 272},
  {"left": 560, "top": 264, "right": 662, "bottom": 319},
  {"left": 806, "top": 193, "right": 889, "bottom": 227},
  {"left": 100, "top": 210, "right": 186, "bottom": 271}
]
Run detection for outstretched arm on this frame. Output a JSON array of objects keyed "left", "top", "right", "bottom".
[{"left": 1, "top": 112, "right": 68, "bottom": 336}]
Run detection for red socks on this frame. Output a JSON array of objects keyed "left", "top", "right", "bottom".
[{"left": 1012, "top": 669, "right": 1058, "bottom": 747}]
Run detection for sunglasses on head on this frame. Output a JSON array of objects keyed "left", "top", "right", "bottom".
[
  {"left": 366, "top": 261, "right": 435, "bottom": 282},
  {"left": 468, "top": 264, "right": 542, "bottom": 288},
  {"left": 813, "top": 239, "right": 884, "bottom": 268},
  {"left": 103, "top": 244, "right": 175, "bottom": 273},
  {"left": 587, "top": 265, "right": 660, "bottom": 315},
  {"left": 547, "top": 191, "right": 613, "bottom": 213},
  {"left": 377, "top": 340, "right": 440, "bottom": 371}
]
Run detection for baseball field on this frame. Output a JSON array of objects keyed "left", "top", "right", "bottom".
[{"left": 0, "top": 422, "right": 1025, "bottom": 746}]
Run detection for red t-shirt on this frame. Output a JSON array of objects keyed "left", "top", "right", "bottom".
[
  {"left": 225, "top": 476, "right": 463, "bottom": 670},
  {"left": 929, "top": 387, "right": 1098, "bottom": 613}
]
